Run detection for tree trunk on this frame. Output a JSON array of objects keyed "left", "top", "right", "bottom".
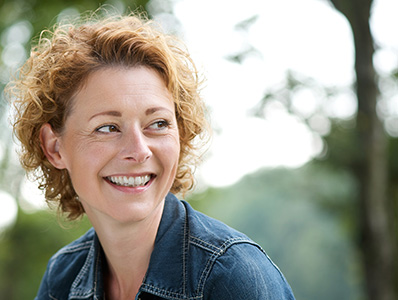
[{"left": 328, "top": 0, "right": 395, "bottom": 299}]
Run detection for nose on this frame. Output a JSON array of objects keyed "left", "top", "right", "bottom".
[{"left": 120, "top": 128, "right": 152, "bottom": 163}]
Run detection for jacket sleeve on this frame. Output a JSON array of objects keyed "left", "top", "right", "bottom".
[{"left": 203, "top": 243, "right": 295, "bottom": 300}]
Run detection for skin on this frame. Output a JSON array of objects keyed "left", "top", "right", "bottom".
[{"left": 40, "top": 66, "right": 181, "bottom": 299}]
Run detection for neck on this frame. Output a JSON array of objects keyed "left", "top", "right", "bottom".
[{"left": 89, "top": 200, "right": 165, "bottom": 299}]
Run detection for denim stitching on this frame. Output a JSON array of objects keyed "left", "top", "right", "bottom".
[
  {"left": 48, "top": 242, "right": 93, "bottom": 275},
  {"left": 182, "top": 204, "right": 188, "bottom": 296},
  {"left": 93, "top": 243, "right": 101, "bottom": 298},
  {"left": 195, "top": 237, "right": 256, "bottom": 296},
  {"left": 53, "top": 241, "right": 93, "bottom": 257},
  {"left": 47, "top": 241, "right": 95, "bottom": 299},
  {"left": 189, "top": 237, "right": 222, "bottom": 253},
  {"left": 140, "top": 284, "right": 202, "bottom": 299},
  {"left": 69, "top": 240, "right": 96, "bottom": 298},
  {"left": 72, "top": 246, "right": 93, "bottom": 288}
]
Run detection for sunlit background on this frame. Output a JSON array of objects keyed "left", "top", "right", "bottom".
[{"left": 0, "top": 0, "right": 397, "bottom": 299}]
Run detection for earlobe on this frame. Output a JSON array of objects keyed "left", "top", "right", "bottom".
[{"left": 40, "top": 123, "right": 66, "bottom": 169}]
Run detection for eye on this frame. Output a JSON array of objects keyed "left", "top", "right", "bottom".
[
  {"left": 148, "top": 120, "right": 170, "bottom": 130},
  {"left": 96, "top": 124, "right": 120, "bottom": 133}
]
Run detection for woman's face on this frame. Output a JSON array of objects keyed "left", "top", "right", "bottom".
[{"left": 50, "top": 67, "right": 180, "bottom": 224}]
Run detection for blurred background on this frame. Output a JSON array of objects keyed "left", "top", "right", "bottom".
[{"left": 0, "top": 0, "right": 397, "bottom": 299}]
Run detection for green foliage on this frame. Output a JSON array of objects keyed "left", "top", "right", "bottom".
[
  {"left": 0, "top": 0, "right": 146, "bottom": 36},
  {"left": 0, "top": 0, "right": 151, "bottom": 94},
  {"left": 189, "top": 163, "right": 364, "bottom": 300}
]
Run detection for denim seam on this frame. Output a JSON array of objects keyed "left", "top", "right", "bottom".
[
  {"left": 69, "top": 241, "right": 96, "bottom": 298},
  {"left": 93, "top": 244, "right": 101, "bottom": 298},
  {"left": 53, "top": 241, "right": 93, "bottom": 257},
  {"left": 182, "top": 207, "right": 188, "bottom": 296},
  {"left": 195, "top": 238, "right": 256, "bottom": 296},
  {"left": 189, "top": 237, "right": 223, "bottom": 253},
  {"left": 140, "top": 284, "right": 202, "bottom": 300},
  {"left": 48, "top": 242, "right": 93, "bottom": 275}
]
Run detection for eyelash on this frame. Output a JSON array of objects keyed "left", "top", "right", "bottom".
[
  {"left": 149, "top": 120, "right": 170, "bottom": 130},
  {"left": 95, "top": 124, "right": 120, "bottom": 133}
]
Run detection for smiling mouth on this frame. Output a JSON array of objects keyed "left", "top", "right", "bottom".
[{"left": 106, "top": 175, "right": 153, "bottom": 187}]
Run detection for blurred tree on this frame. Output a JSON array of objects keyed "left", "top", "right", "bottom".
[
  {"left": 317, "top": 1, "right": 396, "bottom": 299},
  {"left": 244, "top": 0, "right": 397, "bottom": 299}
]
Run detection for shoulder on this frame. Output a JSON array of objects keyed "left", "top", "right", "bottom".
[
  {"left": 47, "top": 227, "right": 95, "bottom": 274},
  {"left": 36, "top": 228, "right": 96, "bottom": 299},
  {"left": 182, "top": 201, "right": 295, "bottom": 299},
  {"left": 205, "top": 243, "right": 295, "bottom": 299}
]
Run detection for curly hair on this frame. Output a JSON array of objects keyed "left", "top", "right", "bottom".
[{"left": 7, "top": 12, "right": 209, "bottom": 220}]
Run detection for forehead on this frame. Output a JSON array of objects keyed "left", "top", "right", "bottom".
[
  {"left": 81, "top": 66, "right": 170, "bottom": 98},
  {"left": 69, "top": 66, "right": 174, "bottom": 113}
]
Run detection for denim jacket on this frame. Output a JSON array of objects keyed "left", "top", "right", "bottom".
[{"left": 35, "top": 193, "right": 295, "bottom": 300}]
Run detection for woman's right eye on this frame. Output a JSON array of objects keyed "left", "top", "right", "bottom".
[{"left": 96, "top": 124, "right": 120, "bottom": 133}]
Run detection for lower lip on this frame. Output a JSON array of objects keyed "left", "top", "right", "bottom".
[{"left": 104, "top": 176, "right": 155, "bottom": 194}]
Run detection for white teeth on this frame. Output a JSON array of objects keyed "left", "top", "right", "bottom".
[{"left": 108, "top": 175, "right": 151, "bottom": 187}]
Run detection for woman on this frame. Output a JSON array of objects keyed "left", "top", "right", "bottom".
[{"left": 8, "top": 11, "right": 295, "bottom": 300}]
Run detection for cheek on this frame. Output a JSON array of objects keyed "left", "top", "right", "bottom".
[
  {"left": 62, "top": 139, "right": 115, "bottom": 174},
  {"left": 168, "top": 141, "right": 181, "bottom": 180},
  {"left": 154, "top": 137, "right": 180, "bottom": 179},
  {"left": 162, "top": 136, "right": 180, "bottom": 164}
]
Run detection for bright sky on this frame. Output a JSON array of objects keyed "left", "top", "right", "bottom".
[
  {"left": 173, "top": 0, "right": 397, "bottom": 187},
  {"left": 0, "top": 0, "right": 397, "bottom": 228}
]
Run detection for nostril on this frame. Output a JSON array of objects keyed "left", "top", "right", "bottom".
[{"left": 125, "top": 150, "right": 152, "bottom": 163}]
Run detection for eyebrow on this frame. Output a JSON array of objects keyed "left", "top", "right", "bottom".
[
  {"left": 89, "top": 111, "right": 122, "bottom": 121},
  {"left": 145, "top": 106, "right": 174, "bottom": 116}
]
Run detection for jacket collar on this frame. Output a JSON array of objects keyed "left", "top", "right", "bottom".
[
  {"left": 140, "top": 193, "right": 189, "bottom": 298},
  {"left": 68, "top": 193, "right": 188, "bottom": 300},
  {"left": 68, "top": 229, "right": 105, "bottom": 299}
]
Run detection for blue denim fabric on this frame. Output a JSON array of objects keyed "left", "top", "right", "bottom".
[{"left": 35, "top": 193, "right": 295, "bottom": 300}]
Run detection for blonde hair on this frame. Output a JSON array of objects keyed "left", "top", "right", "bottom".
[{"left": 8, "top": 12, "right": 208, "bottom": 220}]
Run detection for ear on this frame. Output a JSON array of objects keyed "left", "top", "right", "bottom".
[{"left": 40, "top": 123, "right": 66, "bottom": 169}]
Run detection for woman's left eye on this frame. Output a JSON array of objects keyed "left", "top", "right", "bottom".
[
  {"left": 148, "top": 120, "right": 170, "bottom": 130},
  {"left": 96, "top": 124, "right": 120, "bottom": 133}
]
